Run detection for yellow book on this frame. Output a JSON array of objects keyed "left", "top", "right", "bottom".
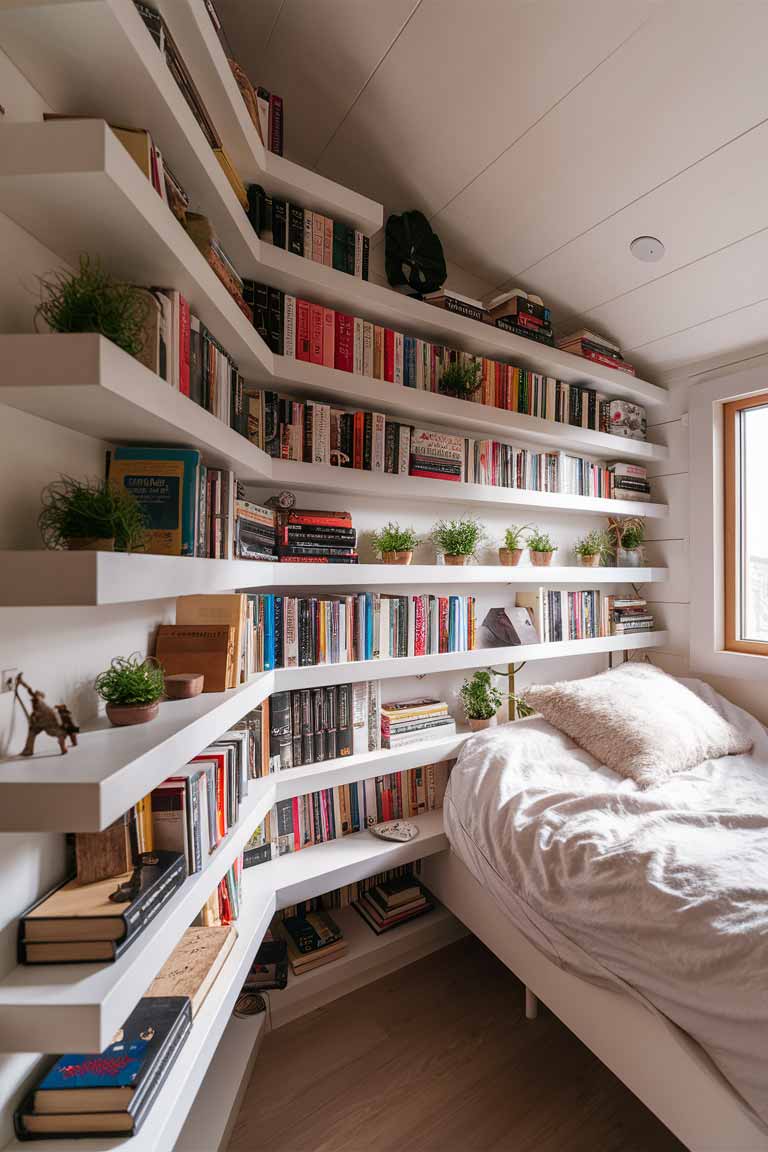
[{"left": 214, "top": 147, "right": 249, "bottom": 210}]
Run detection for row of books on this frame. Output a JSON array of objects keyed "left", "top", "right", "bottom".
[
  {"left": 246, "top": 192, "right": 370, "bottom": 282},
  {"left": 266, "top": 681, "right": 381, "bottom": 771},
  {"left": 427, "top": 286, "right": 557, "bottom": 347},
  {"left": 245, "top": 591, "right": 478, "bottom": 673},
  {"left": 381, "top": 697, "right": 456, "bottom": 750},
  {"left": 242, "top": 282, "right": 644, "bottom": 440},
  {"left": 516, "top": 588, "right": 656, "bottom": 643},
  {"left": 16, "top": 922, "right": 237, "bottom": 1139}
]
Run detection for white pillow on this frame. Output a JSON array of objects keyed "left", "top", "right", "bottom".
[{"left": 523, "top": 662, "right": 753, "bottom": 787}]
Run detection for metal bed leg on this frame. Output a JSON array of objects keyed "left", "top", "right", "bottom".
[{"left": 525, "top": 987, "right": 539, "bottom": 1020}]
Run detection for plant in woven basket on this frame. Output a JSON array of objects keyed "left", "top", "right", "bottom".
[
  {"left": 38, "top": 476, "right": 148, "bottom": 552},
  {"left": 36, "top": 255, "right": 151, "bottom": 358},
  {"left": 439, "top": 359, "right": 483, "bottom": 399},
  {"left": 459, "top": 669, "right": 504, "bottom": 721},
  {"left": 95, "top": 653, "right": 165, "bottom": 727},
  {"left": 371, "top": 522, "right": 419, "bottom": 562},
  {"left": 432, "top": 517, "right": 487, "bottom": 562}
]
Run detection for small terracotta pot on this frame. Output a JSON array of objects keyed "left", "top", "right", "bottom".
[
  {"left": 529, "top": 550, "right": 554, "bottom": 566},
  {"left": 577, "top": 553, "right": 601, "bottom": 567},
  {"left": 106, "top": 701, "right": 160, "bottom": 727},
  {"left": 469, "top": 716, "right": 497, "bottom": 732},
  {"left": 444, "top": 554, "right": 470, "bottom": 566},
  {"left": 498, "top": 547, "right": 523, "bottom": 567},
  {"left": 164, "top": 673, "right": 204, "bottom": 700},
  {"left": 381, "top": 551, "right": 413, "bottom": 565},
  {"left": 67, "top": 537, "right": 115, "bottom": 551}
]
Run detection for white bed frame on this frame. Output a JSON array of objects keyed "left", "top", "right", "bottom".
[{"left": 421, "top": 850, "right": 768, "bottom": 1152}]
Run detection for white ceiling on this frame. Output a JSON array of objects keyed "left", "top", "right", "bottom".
[{"left": 215, "top": 0, "right": 768, "bottom": 379}]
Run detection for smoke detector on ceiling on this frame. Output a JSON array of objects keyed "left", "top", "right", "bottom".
[{"left": 630, "top": 235, "right": 665, "bottom": 262}]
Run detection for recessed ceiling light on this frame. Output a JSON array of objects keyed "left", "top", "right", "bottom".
[{"left": 630, "top": 235, "right": 665, "bottom": 262}]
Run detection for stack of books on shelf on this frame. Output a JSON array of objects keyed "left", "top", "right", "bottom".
[
  {"left": 267, "top": 680, "right": 380, "bottom": 771},
  {"left": 245, "top": 590, "right": 477, "bottom": 672},
  {"left": 517, "top": 588, "right": 607, "bottom": 643},
  {"left": 274, "top": 907, "right": 347, "bottom": 974},
  {"left": 485, "top": 289, "right": 555, "bottom": 346},
  {"left": 277, "top": 506, "right": 359, "bottom": 564},
  {"left": 602, "top": 595, "right": 656, "bottom": 636},
  {"left": 410, "top": 428, "right": 462, "bottom": 481},
  {"left": 557, "top": 328, "right": 636, "bottom": 376},
  {"left": 242, "top": 282, "right": 647, "bottom": 443},
  {"left": 247, "top": 190, "right": 369, "bottom": 279},
  {"left": 247, "top": 762, "right": 450, "bottom": 865},
  {"left": 608, "top": 462, "right": 652, "bottom": 501},
  {"left": 423, "top": 288, "right": 488, "bottom": 322},
  {"left": 233, "top": 497, "right": 277, "bottom": 560},
  {"left": 380, "top": 697, "right": 457, "bottom": 749},
  {"left": 326, "top": 864, "right": 423, "bottom": 910},
  {"left": 352, "top": 874, "right": 435, "bottom": 936}
]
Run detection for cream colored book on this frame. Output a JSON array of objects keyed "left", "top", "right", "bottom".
[
  {"left": 175, "top": 594, "right": 247, "bottom": 688},
  {"left": 146, "top": 926, "right": 237, "bottom": 1016}
]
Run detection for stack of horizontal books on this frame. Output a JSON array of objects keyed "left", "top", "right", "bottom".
[
  {"left": 275, "top": 908, "right": 347, "bottom": 974},
  {"left": 380, "top": 698, "right": 457, "bottom": 749},
  {"left": 602, "top": 595, "right": 656, "bottom": 636},
  {"left": 557, "top": 328, "right": 636, "bottom": 376},
  {"left": 277, "top": 507, "right": 358, "bottom": 564},
  {"left": 352, "top": 875, "right": 434, "bottom": 935},
  {"left": 486, "top": 289, "right": 555, "bottom": 346}
]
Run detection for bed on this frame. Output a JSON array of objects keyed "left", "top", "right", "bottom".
[{"left": 421, "top": 677, "right": 768, "bottom": 1152}]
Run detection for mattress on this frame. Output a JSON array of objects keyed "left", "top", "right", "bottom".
[{"left": 444, "top": 678, "right": 768, "bottom": 1130}]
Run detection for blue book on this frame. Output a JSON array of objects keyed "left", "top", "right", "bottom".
[
  {"left": 263, "top": 594, "right": 275, "bottom": 670},
  {"left": 111, "top": 446, "right": 201, "bottom": 557}
]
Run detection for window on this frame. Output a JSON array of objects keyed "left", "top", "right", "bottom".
[{"left": 724, "top": 392, "right": 768, "bottom": 654}]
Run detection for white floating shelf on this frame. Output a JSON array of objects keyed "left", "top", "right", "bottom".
[
  {"left": 160, "top": 0, "right": 383, "bottom": 236},
  {"left": 0, "top": 674, "right": 272, "bottom": 833},
  {"left": 0, "top": 335, "right": 272, "bottom": 481},
  {"left": 272, "top": 356, "right": 668, "bottom": 462},
  {"left": 266, "top": 459, "right": 669, "bottom": 519},
  {"left": 0, "top": 121, "right": 273, "bottom": 379},
  {"left": 0, "top": 776, "right": 275, "bottom": 1053},
  {"left": 0, "top": 551, "right": 669, "bottom": 607}
]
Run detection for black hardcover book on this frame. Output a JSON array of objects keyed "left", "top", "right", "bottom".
[
  {"left": 336, "top": 683, "right": 353, "bottom": 757},
  {"left": 441, "top": 297, "right": 485, "bottom": 323},
  {"left": 262, "top": 391, "right": 281, "bottom": 458},
  {"left": 494, "top": 317, "right": 555, "bottom": 345},
  {"left": 243, "top": 280, "right": 270, "bottom": 346},
  {"left": 269, "top": 691, "right": 293, "bottom": 770},
  {"left": 332, "top": 221, "right": 348, "bottom": 272},
  {"left": 267, "top": 287, "right": 284, "bottom": 354},
  {"left": 300, "top": 688, "right": 314, "bottom": 765},
  {"left": 271, "top": 197, "right": 287, "bottom": 248},
  {"left": 363, "top": 411, "right": 373, "bottom": 472},
  {"left": 362, "top": 235, "right": 370, "bottom": 281},
  {"left": 323, "top": 685, "right": 337, "bottom": 760},
  {"left": 288, "top": 204, "right": 304, "bottom": 257},
  {"left": 246, "top": 183, "right": 266, "bottom": 236},
  {"left": 298, "top": 599, "right": 311, "bottom": 666},
  {"left": 290, "top": 691, "right": 303, "bottom": 767},
  {"left": 568, "top": 384, "right": 581, "bottom": 427},
  {"left": 384, "top": 422, "right": 397, "bottom": 474},
  {"left": 15, "top": 997, "right": 192, "bottom": 1140},
  {"left": 284, "top": 525, "right": 357, "bottom": 543},
  {"left": 345, "top": 227, "right": 356, "bottom": 276},
  {"left": 311, "top": 688, "right": 326, "bottom": 761},
  {"left": 189, "top": 318, "right": 203, "bottom": 407},
  {"left": 243, "top": 841, "right": 272, "bottom": 869},
  {"left": 19, "top": 852, "right": 186, "bottom": 965},
  {"left": 279, "top": 544, "right": 357, "bottom": 558},
  {"left": 340, "top": 412, "right": 354, "bottom": 468},
  {"left": 585, "top": 388, "right": 597, "bottom": 430}
]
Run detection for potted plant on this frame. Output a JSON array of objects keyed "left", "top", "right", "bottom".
[
  {"left": 36, "top": 255, "right": 151, "bottom": 358},
  {"left": 38, "top": 476, "right": 148, "bottom": 552},
  {"left": 574, "top": 529, "right": 610, "bottom": 568},
  {"left": 371, "top": 522, "right": 419, "bottom": 565},
  {"left": 526, "top": 527, "right": 557, "bottom": 567},
  {"left": 459, "top": 669, "right": 504, "bottom": 731},
  {"left": 499, "top": 524, "right": 531, "bottom": 567},
  {"left": 438, "top": 358, "right": 482, "bottom": 399},
  {"left": 609, "top": 516, "right": 645, "bottom": 567},
  {"left": 432, "top": 517, "right": 486, "bottom": 565},
  {"left": 94, "top": 653, "right": 166, "bottom": 727}
]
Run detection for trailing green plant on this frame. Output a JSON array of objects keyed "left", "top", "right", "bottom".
[
  {"left": 459, "top": 669, "right": 504, "bottom": 721},
  {"left": 439, "top": 358, "right": 483, "bottom": 398},
  {"left": 36, "top": 255, "right": 151, "bottom": 358},
  {"left": 431, "top": 517, "right": 487, "bottom": 557},
  {"left": 502, "top": 524, "right": 532, "bottom": 551},
  {"left": 94, "top": 654, "right": 165, "bottom": 707},
  {"left": 574, "top": 529, "right": 610, "bottom": 558},
  {"left": 526, "top": 527, "right": 557, "bottom": 554},
  {"left": 38, "top": 476, "right": 148, "bottom": 552},
  {"left": 371, "top": 522, "right": 419, "bottom": 555}
]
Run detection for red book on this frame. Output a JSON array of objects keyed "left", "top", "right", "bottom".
[
  {"left": 580, "top": 349, "right": 636, "bottom": 375},
  {"left": 322, "top": 306, "right": 335, "bottom": 367},
  {"left": 383, "top": 329, "right": 395, "bottom": 382},
  {"left": 413, "top": 596, "right": 426, "bottom": 657},
  {"left": 352, "top": 411, "right": 365, "bottom": 470},
  {"left": 286, "top": 514, "right": 352, "bottom": 527},
  {"left": 309, "top": 304, "right": 324, "bottom": 364},
  {"left": 334, "top": 312, "right": 354, "bottom": 372},
  {"left": 178, "top": 293, "right": 190, "bottom": 396},
  {"left": 296, "top": 300, "right": 311, "bottom": 361},
  {"left": 438, "top": 598, "right": 449, "bottom": 653},
  {"left": 409, "top": 468, "right": 461, "bottom": 481},
  {"left": 292, "top": 796, "right": 302, "bottom": 852}
]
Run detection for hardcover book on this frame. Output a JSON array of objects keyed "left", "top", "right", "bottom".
[
  {"left": 109, "top": 446, "right": 201, "bottom": 557},
  {"left": 146, "top": 926, "right": 236, "bottom": 1015}
]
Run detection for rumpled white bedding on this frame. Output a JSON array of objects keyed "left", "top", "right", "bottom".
[{"left": 444, "top": 678, "right": 768, "bottom": 1129}]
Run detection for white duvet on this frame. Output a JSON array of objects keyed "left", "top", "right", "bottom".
[{"left": 444, "top": 679, "right": 768, "bottom": 1130}]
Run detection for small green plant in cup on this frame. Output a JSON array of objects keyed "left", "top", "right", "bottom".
[
  {"left": 371, "top": 522, "right": 419, "bottom": 565},
  {"left": 499, "top": 524, "right": 532, "bottom": 567},
  {"left": 94, "top": 653, "right": 165, "bottom": 727},
  {"left": 574, "top": 529, "right": 610, "bottom": 568},
  {"left": 526, "top": 527, "right": 557, "bottom": 567},
  {"left": 431, "top": 517, "right": 487, "bottom": 565},
  {"left": 38, "top": 475, "right": 148, "bottom": 552},
  {"left": 439, "top": 358, "right": 483, "bottom": 399}
]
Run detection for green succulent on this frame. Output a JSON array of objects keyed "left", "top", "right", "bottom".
[{"left": 94, "top": 654, "right": 165, "bottom": 706}]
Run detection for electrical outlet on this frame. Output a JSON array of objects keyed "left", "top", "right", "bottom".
[{"left": 1, "top": 669, "right": 19, "bottom": 693}]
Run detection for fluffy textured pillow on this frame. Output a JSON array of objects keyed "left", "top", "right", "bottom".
[{"left": 523, "top": 662, "right": 753, "bottom": 787}]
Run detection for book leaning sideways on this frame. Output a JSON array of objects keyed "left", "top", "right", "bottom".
[
  {"left": 14, "top": 995, "right": 192, "bottom": 1139},
  {"left": 18, "top": 851, "right": 186, "bottom": 964},
  {"left": 108, "top": 446, "right": 202, "bottom": 556}
]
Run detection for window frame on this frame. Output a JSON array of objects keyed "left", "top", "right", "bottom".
[{"left": 723, "top": 390, "right": 768, "bottom": 655}]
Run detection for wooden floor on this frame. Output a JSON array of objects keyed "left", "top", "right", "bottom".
[{"left": 228, "top": 935, "right": 685, "bottom": 1152}]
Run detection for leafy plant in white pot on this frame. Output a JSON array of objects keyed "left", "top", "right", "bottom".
[
  {"left": 609, "top": 516, "right": 645, "bottom": 567},
  {"left": 459, "top": 669, "right": 504, "bottom": 731},
  {"left": 431, "top": 517, "right": 486, "bottom": 566}
]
